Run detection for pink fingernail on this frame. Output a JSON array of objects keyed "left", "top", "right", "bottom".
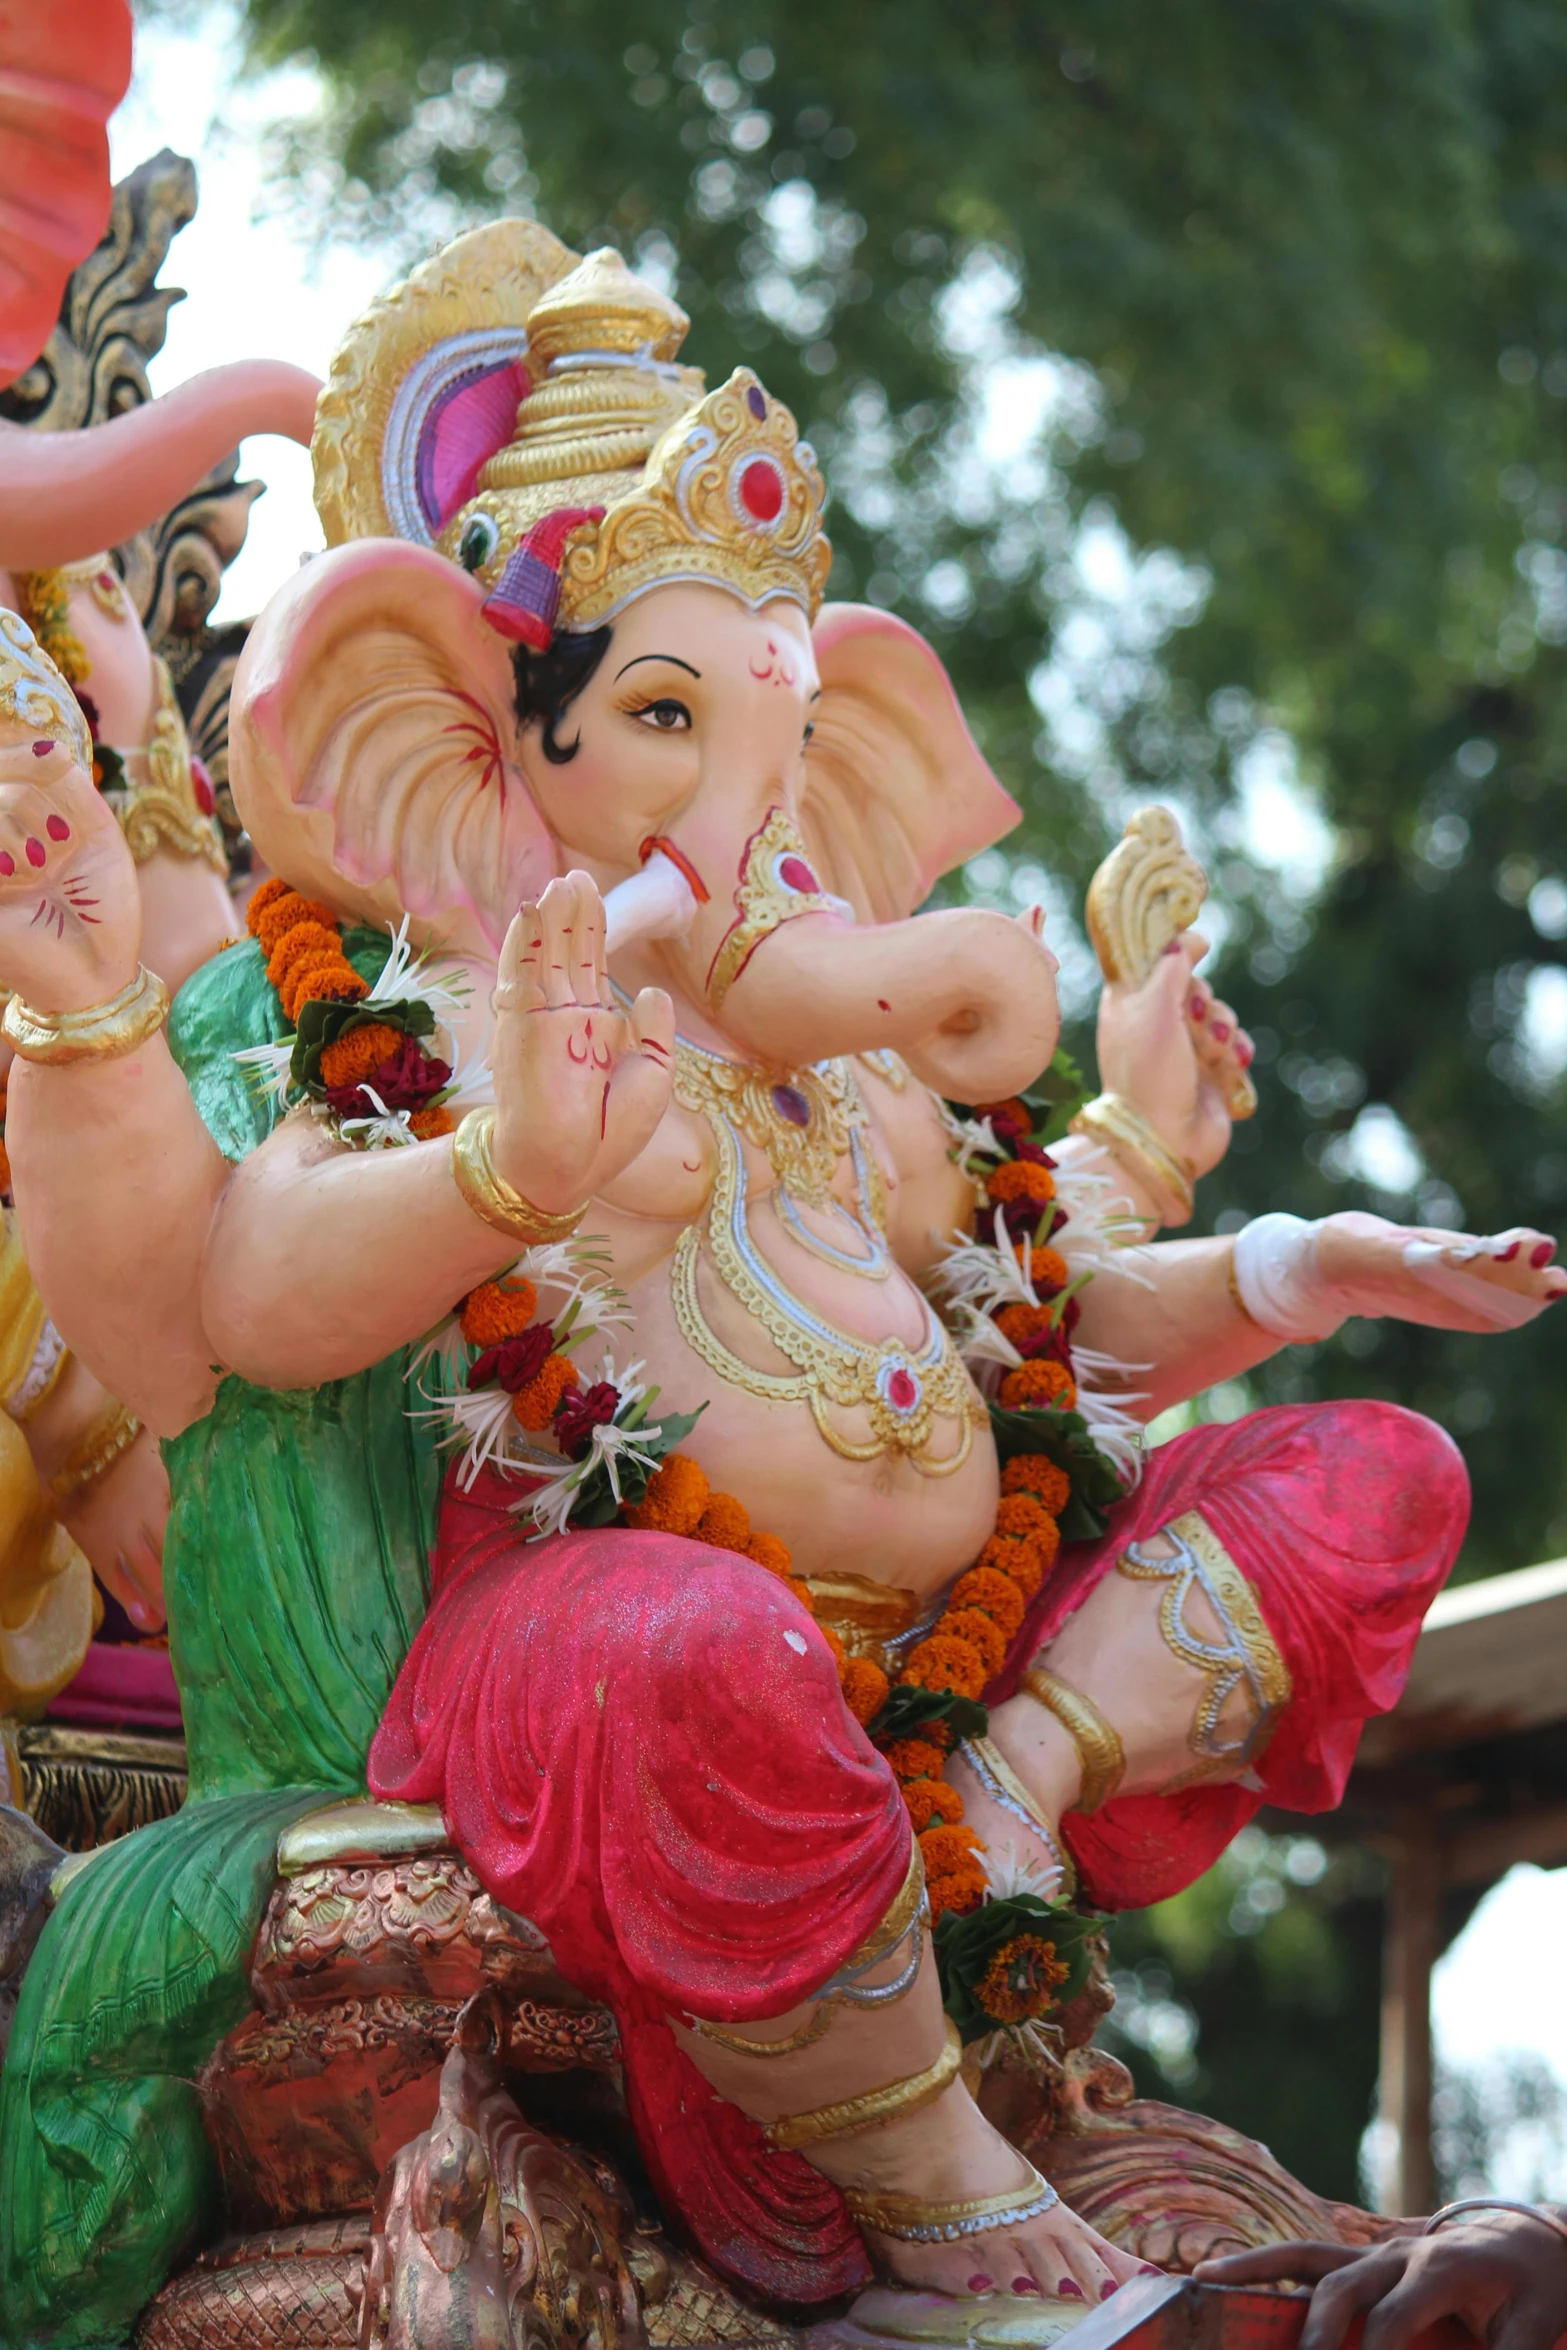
[
  {"left": 1532, "top": 1241, "right": 1556, "bottom": 1268},
  {"left": 1210, "top": 1020, "right": 1232, "bottom": 1042},
  {"left": 1101, "top": 2281, "right": 1119, "bottom": 2301},
  {"left": 1056, "top": 2281, "right": 1083, "bottom": 2299},
  {"left": 1235, "top": 1037, "right": 1254, "bottom": 1065},
  {"left": 1189, "top": 998, "right": 1205, "bottom": 1019},
  {"left": 0, "top": 853, "right": 14, "bottom": 877},
  {"left": 1500, "top": 1241, "right": 1521, "bottom": 1260},
  {"left": 25, "top": 838, "right": 44, "bottom": 868},
  {"left": 46, "top": 815, "right": 68, "bottom": 842},
  {"left": 968, "top": 2275, "right": 993, "bottom": 2293},
  {"left": 1163, "top": 939, "right": 1181, "bottom": 956}
]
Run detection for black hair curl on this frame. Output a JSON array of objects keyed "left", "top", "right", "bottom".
[{"left": 511, "top": 626, "right": 614, "bottom": 765}]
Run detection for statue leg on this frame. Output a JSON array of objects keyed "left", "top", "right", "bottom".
[
  {"left": 0, "top": 1789, "right": 318, "bottom": 2350},
  {"left": 952, "top": 1397, "right": 1468, "bottom": 1912}
]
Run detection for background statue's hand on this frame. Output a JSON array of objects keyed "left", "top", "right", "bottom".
[
  {"left": 490, "top": 870, "right": 675, "bottom": 1213},
  {"left": 1095, "top": 933, "right": 1254, "bottom": 1178},
  {"left": 0, "top": 735, "right": 141, "bottom": 1011},
  {"left": 1315, "top": 1211, "right": 1566, "bottom": 1332}
]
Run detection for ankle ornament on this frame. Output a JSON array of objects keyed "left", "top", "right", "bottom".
[
  {"left": 1019, "top": 1668, "right": 1125, "bottom": 1816},
  {"left": 765, "top": 2016, "right": 962, "bottom": 2151},
  {"left": 1117, "top": 1511, "right": 1291, "bottom": 1789},
  {"left": 846, "top": 2161, "right": 1060, "bottom": 2243},
  {"left": 957, "top": 1735, "right": 1076, "bottom": 1897}
]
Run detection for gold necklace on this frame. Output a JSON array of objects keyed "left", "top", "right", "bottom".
[{"left": 670, "top": 1036, "right": 982, "bottom": 1475}]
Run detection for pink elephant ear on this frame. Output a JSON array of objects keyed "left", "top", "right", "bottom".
[
  {"left": 801, "top": 604, "right": 1020, "bottom": 926},
  {"left": 230, "top": 540, "right": 559, "bottom": 957},
  {"left": 0, "top": 0, "right": 133, "bottom": 386}
]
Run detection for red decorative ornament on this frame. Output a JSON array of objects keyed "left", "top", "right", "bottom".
[
  {"left": 777, "top": 853, "right": 820, "bottom": 894},
  {"left": 189, "top": 754, "right": 216, "bottom": 817},
  {"left": 737, "top": 459, "right": 784, "bottom": 523},
  {"left": 886, "top": 1367, "right": 919, "bottom": 1413}
]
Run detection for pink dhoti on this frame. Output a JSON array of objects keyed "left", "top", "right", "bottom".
[{"left": 369, "top": 1398, "right": 1466, "bottom": 2302}]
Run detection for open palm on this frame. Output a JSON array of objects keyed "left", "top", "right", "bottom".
[{"left": 0, "top": 734, "right": 140, "bottom": 1011}]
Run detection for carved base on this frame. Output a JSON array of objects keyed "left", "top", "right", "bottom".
[
  {"left": 17, "top": 1723, "right": 186, "bottom": 1852},
  {"left": 136, "top": 2217, "right": 366, "bottom": 2350}
]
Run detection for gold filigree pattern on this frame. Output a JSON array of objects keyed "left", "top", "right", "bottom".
[
  {"left": 706, "top": 805, "right": 849, "bottom": 1013},
  {"left": 0, "top": 609, "right": 90, "bottom": 772},
  {"left": 113, "top": 657, "right": 228, "bottom": 872},
  {"left": 1085, "top": 804, "right": 1208, "bottom": 988},
  {"left": 673, "top": 1033, "right": 864, "bottom": 1210},
  {"left": 1116, "top": 1509, "right": 1293, "bottom": 1789}
]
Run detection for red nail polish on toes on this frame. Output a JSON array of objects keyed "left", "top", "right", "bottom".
[
  {"left": 968, "top": 2276, "right": 993, "bottom": 2294},
  {"left": 1013, "top": 2278, "right": 1042, "bottom": 2297},
  {"left": 1532, "top": 1241, "right": 1557, "bottom": 1268},
  {"left": 1102, "top": 2280, "right": 1120, "bottom": 2300},
  {"left": 1054, "top": 2281, "right": 1082, "bottom": 2300},
  {"left": 1500, "top": 1242, "right": 1521, "bottom": 1260}
]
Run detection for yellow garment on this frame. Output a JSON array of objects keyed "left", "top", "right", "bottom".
[
  {"left": 0, "top": 1212, "right": 48, "bottom": 1409},
  {"left": 0, "top": 1409, "right": 95, "bottom": 1716}
]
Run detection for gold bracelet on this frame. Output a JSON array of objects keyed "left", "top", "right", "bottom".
[
  {"left": 957, "top": 1734, "right": 1077, "bottom": 1899},
  {"left": 1020, "top": 1667, "right": 1126, "bottom": 1817},
  {"left": 766, "top": 2016, "right": 962, "bottom": 2151},
  {"left": 48, "top": 1400, "right": 142, "bottom": 1507},
  {"left": 1069, "top": 1092, "right": 1195, "bottom": 1227},
  {"left": 451, "top": 1108, "right": 587, "bottom": 1244},
  {"left": 3, "top": 968, "right": 169, "bottom": 1068},
  {"left": 847, "top": 2160, "right": 1060, "bottom": 2243}
]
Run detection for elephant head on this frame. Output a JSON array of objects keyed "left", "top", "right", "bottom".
[{"left": 229, "top": 235, "right": 1060, "bottom": 1101}]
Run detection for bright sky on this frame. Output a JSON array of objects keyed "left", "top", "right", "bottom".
[{"left": 109, "top": 3, "right": 1567, "bottom": 2183}]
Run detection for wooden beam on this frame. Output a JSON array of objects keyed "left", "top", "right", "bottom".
[{"left": 1380, "top": 1813, "right": 1441, "bottom": 2215}]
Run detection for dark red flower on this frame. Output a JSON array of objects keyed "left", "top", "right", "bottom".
[
  {"left": 469, "top": 1322, "right": 553, "bottom": 1393},
  {"left": 554, "top": 1380, "right": 621, "bottom": 1459},
  {"left": 324, "top": 1032, "right": 453, "bottom": 1119}
]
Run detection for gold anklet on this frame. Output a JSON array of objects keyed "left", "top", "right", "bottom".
[
  {"left": 957, "top": 1735, "right": 1076, "bottom": 1898},
  {"left": 3, "top": 968, "right": 169, "bottom": 1067},
  {"left": 1068, "top": 1092, "right": 1194, "bottom": 1226},
  {"left": 846, "top": 2161, "right": 1059, "bottom": 2243},
  {"left": 688, "top": 2003, "right": 833, "bottom": 2060},
  {"left": 451, "top": 1108, "right": 587, "bottom": 1243},
  {"left": 49, "top": 1401, "right": 141, "bottom": 1506},
  {"left": 1020, "top": 1668, "right": 1126, "bottom": 1817},
  {"left": 766, "top": 2016, "right": 961, "bottom": 2151}
]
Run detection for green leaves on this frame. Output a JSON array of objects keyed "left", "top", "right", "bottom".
[
  {"left": 989, "top": 1402, "right": 1124, "bottom": 1543},
  {"left": 935, "top": 1890, "right": 1097, "bottom": 2043}
]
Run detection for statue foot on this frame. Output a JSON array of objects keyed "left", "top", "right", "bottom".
[{"left": 0, "top": 1799, "right": 63, "bottom": 2064}]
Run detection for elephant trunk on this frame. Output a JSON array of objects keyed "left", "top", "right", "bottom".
[
  {"left": 717, "top": 905, "right": 1061, "bottom": 1103},
  {"left": 0, "top": 359, "right": 322, "bottom": 569}
]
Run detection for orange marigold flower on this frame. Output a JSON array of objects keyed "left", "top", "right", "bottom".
[
  {"left": 882, "top": 1737, "right": 948, "bottom": 1784},
  {"left": 318, "top": 1020, "right": 404, "bottom": 1090},
  {"left": 787, "top": 1576, "right": 818, "bottom": 1614},
  {"left": 1001, "top": 1455, "right": 1073, "bottom": 1515},
  {"left": 281, "top": 957, "right": 369, "bottom": 1023},
  {"left": 996, "top": 1491, "right": 1052, "bottom": 1541},
  {"left": 254, "top": 890, "right": 338, "bottom": 957},
  {"left": 1020, "top": 1518, "right": 1062, "bottom": 1577},
  {"left": 942, "top": 1606, "right": 1007, "bottom": 1677},
  {"left": 510, "top": 1352, "right": 579, "bottom": 1432},
  {"left": 410, "top": 1106, "right": 456, "bottom": 1140},
  {"left": 902, "top": 1776, "right": 964, "bottom": 1832},
  {"left": 926, "top": 1862, "right": 989, "bottom": 1921},
  {"left": 624, "top": 1452, "right": 710, "bottom": 1536},
  {"left": 974, "top": 1932, "right": 1071, "bottom": 2024},
  {"left": 245, "top": 874, "right": 295, "bottom": 935},
  {"left": 460, "top": 1277, "right": 538, "bottom": 1348},
  {"left": 695, "top": 1493, "right": 752, "bottom": 1553},
  {"left": 839, "top": 1656, "right": 889, "bottom": 1724},
  {"left": 950, "top": 1567, "right": 1027, "bottom": 1639},
  {"left": 976, "top": 1098, "right": 1032, "bottom": 1136},
  {"left": 900, "top": 1632, "right": 988, "bottom": 1700},
  {"left": 999, "top": 1359, "right": 1077, "bottom": 1412},
  {"left": 986, "top": 1159, "right": 1056, "bottom": 1207},
  {"left": 1021, "top": 1244, "right": 1070, "bottom": 1293},
  {"left": 268, "top": 920, "right": 341, "bottom": 991},
  {"left": 976, "top": 1535, "right": 1045, "bottom": 1600},
  {"left": 994, "top": 1301, "right": 1053, "bottom": 1351},
  {"left": 817, "top": 1621, "right": 847, "bottom": 1666},
  {"left": 918, "top": 1822, "right": 983, "bottom": 1877},
  {"left": 745, "top": 1532, "right": 794, "bottom": 1579}
]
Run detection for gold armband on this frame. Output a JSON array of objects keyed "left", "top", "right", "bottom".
[
  {"left": 1020, "top": 1667, "right": 1126, "bottom": 1817},
  {"left": 451, "top": 1108, "right": 587, "bottom": 1244},
  {"left": 766, "top": 2016, "right": 962, "bottom": 2151},
  {"left": 113, "top": 659, "right": 229, "bottom": 876},
  {"left": 49, "top": 1401, "right": 141, "bottom": 1507},
  {"left": 1069, "top": 1091, "right": 1195, "bottom": 1226},
  {"left": 3, "top": 968, "right": 169, "bottom": 1067}
]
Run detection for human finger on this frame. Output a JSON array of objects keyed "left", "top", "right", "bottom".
[
  {"left": 1491, "top": 2286, "right": 1567, "bottom": 2350},
  {"left": 1196, "top": 2243, "right": 1358, "bottom": 2286},
  {"left": 1298, "top": 2250, "right": 1415, "bottom": 2350},
  {"left": 493, "top": 901, "right": 548, "bottom": 1017},
  {"left": 1360, "top": 2259, "right": 1499, "bottom": 2350}
]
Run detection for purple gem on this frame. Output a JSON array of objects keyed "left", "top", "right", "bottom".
[
  {"left": 772, "top": 1083, "right": 811, "bottom": 1127},
  {"left": 747, "top": 384, "right": 767, "bottom": 420}
]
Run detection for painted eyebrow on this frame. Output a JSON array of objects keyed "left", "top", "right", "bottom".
[{"left": 614, "top": 653, "right": 702, "bottom": 680}]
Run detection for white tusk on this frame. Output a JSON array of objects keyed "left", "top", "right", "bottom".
[{"left": 603, "top": 850, "right": 700, "bottom": 957}]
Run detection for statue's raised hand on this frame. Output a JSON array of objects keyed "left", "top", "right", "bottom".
[
  {"left": 0, "top": 732, "right": 141, "bottom": 1011},
  {"left": 1096, "top": 932, "right": 1254, "bottom": 1178},
  {"left": 490, "top": 870, "right": 675, "bottom": 1213}
]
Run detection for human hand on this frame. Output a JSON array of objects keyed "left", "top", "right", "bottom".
[
  {"left": 1196, "top": 2212, "right": 1567, "bottom": 2350},
  {"left": 490, "top": 870, "right": 675, "bottom": 1214},
  {"left": 0, "top": 731, "right": 141, "bottom": 1012},
  {"left": 1314, "top": 1213, "right": 1566, "bottom": 1333},
  {"left": 58, "top": 1422, "right": 168, "bottom": 1633},
  {"left": 1095, "top": 934, "right": 1254, "bottom": 1180}
]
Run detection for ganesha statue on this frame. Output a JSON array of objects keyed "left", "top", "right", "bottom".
[{"left": 0, "top": 219, "right": 1560, "bottom": 2350}]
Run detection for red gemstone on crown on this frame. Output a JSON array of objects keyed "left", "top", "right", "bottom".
[
  {"left": 738, "top": 459, "right": 784, "bottom": 522},
  {"left": 777, "top": 854, "right": 819, "bottom": 895}
]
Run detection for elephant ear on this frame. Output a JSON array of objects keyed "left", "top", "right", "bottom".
[
  {"left": 231, "top": 540, "right": 559, "bottom": 956},
  {"left": 800, "top": 604, "right": 1020, "bottom": 926}
]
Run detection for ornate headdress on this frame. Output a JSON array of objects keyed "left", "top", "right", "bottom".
[
  {"left": 0, "top": 608, "right": 91, "bottom": 771},
  {"left": 312, "top": 224, "right": 831, "bottom": 647}
]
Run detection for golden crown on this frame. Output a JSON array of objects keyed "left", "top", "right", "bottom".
[{"left": 0, "top": 610, "right": 90, "bottom": 773}]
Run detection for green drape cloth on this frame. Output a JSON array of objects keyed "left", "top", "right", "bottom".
[{"left": 0, "top": 933, "right": 442, "bottom": 2349}]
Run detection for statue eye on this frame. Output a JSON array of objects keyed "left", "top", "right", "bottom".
[
  {"left": 802, "top": 721, "right": 816, "bottom": 744},
  {"left": 458, "top": 513, "right": 501, "bottom": 574},
  {"left": 633, "top": 698, "right": 692, "bottom": 732}
]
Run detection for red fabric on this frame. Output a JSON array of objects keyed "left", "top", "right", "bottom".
[
  {"left": 986, "top": 1400, "right": 1468, "bottom": 1910},
  {"left": 370, "top": 1467, "right": 902, "bottom": 2302},
  {"left": 46, "top": 1638, "right": 182, "bottom": 1730}
]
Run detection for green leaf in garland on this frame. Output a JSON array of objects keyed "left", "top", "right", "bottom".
[
  {"left": 867, "top": 1683, "right": 990, "bottom": 1747},
  {"left": 934, "top": 1891, "right": 1097, "bottom": 2043},
  {"left": 566, "top": 1402, "right": 708, "bottom": 1527},
  {"left": 290, "top": 995, "right": 437, "bottom": 1093},
  {"left": 989, "top": 1402, "right": 1126, "bottom": 1543}
]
